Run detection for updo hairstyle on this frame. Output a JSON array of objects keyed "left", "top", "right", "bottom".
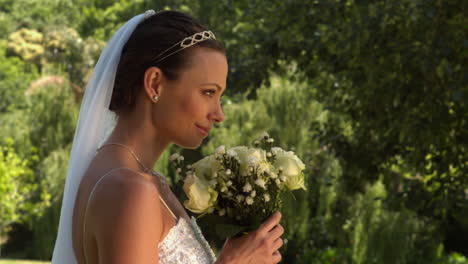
[{"left": 109, "top": 10, "right": 225, "bottom": 115}]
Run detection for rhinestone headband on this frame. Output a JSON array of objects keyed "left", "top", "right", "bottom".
[
  {"left": 140, "top": 10, "right": 217, "bottom": 63},
  {"left": 153, "top": 30, "right": 217, "bottom": 63},
  {"left": 144, "top": 9, "right": 156, "bottom": 19}
]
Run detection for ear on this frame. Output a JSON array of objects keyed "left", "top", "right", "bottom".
[{"left": 143, "top": 66, "right": 163, "bottom": 103}]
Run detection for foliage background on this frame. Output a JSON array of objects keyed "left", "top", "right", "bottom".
[{"left": 0, "top": 0, "right": 466, "bottom": 263}]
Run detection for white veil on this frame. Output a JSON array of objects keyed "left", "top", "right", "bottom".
[{"left": 51, "top": 10, "right": 156, "bottom": 264}]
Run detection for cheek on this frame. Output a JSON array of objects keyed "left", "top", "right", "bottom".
[
  {"left": 178, "top": 96, "right": 191, "bottom": 114},
  {"left": 156, "top": 93, "right": 201, "bottom": 130},
  {"left": 179, "top": 94, "right": 204, "bottom": 119}
]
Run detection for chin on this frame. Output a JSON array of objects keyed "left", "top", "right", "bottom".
[{"left": 174, "top": 137, "right": 203, "bottom": 150}]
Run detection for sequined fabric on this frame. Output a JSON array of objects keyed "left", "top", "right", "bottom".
[{"left": 158, "top": 216, "right": 217, "bottom": 264}]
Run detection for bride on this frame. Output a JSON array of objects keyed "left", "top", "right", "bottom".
[{"left": 51, "top": 9, "right": 284, "bottom": 264}]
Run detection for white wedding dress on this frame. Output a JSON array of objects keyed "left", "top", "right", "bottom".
[
  {"left": 157, "top": 215, "right": 217, "bottom": 263},
  {"left": 82, "top": 168, "right": 217, "bottom": 264}
]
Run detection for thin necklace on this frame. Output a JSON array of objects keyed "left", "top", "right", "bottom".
[{"left": 97, "top": 143, "right": 168, "bottom": 188}]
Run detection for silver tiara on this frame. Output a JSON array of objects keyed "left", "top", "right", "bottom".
[
  {"left": 154, "top": 30, "right": 217, "bottom": 63},
  {"left": 144, "top": 9, "right": 156, "bottom": 19}
]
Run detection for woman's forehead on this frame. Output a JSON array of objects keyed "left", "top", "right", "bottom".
[{"left": 184, "top": 48, "right": 228, "bottom": 86}]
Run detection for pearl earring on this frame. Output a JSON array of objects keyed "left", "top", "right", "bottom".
[{"left": 153, "top": 95, "right": 159, "bottom": 102}]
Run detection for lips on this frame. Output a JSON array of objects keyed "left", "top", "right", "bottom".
[
  {"left": 196, "top": 124, "right": 210, "bottom": 135},
  {"left": 195, "top": 125, "right": 210, "bottom": 135}
]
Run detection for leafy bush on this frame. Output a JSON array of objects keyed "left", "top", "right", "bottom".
[
  {"left": 0, "top": 40, "right": 39, "bottom": 113},
  {"left": 0, "top": 139, "right": 50, "bottom": 256}
]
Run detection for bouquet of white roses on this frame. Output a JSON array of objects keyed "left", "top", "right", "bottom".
[{"left": 170, "top": 132, "right": 306, "bottom": 238}]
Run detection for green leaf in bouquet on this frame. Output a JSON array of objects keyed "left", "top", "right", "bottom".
[
  {"left": 280, "top": 189, "right": 298, "bottom": 211},
  {"left": 215, "top": 223, "right": 248, "bottom": 239},
  {"left": 247, "top": 213, "right": 265, "bottom": 230},
  {"left": 197, "top": 213, "right": 243, "bottom": 239},
  {"left": 200, "top": 212, "right": 235, "bottom": 224}
]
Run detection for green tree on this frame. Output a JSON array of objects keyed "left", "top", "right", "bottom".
[
  {"left": 194, "top": 0, "right": 468, "bottom": 254},
  {"left": 0, "top": 0, "right": 466, "bottom": 261},
  {"left": 0, "top": 40, "right": 39, "bottom": 113},
  {"left": 0, "top": 81, "right": 78, "bottom": 258},
  {"left": 0, "top": 139, "right": 50, "bottom": 256}
]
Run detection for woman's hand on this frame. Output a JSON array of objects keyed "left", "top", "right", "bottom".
[{"left": 216, "top": 211, "right": 284, "bottom": 264}]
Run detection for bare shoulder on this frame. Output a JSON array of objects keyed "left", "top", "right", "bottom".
[
  {"left": 90, "top": 168, "right": 160, "bottom": 201},
  {"left": 88, "top": 168, "right": 164, "bottom": 263}
]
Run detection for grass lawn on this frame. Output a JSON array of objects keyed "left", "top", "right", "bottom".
[{"left": 0, "top": 260, "right": 50, "bottom": 264}]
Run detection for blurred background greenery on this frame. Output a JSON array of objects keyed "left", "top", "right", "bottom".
[{"left": 0, "top": 0, "right": 466, "bottom": 263}]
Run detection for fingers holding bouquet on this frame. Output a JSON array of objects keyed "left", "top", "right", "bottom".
[
  {"left": 258, "top": 211, "right": 284, "bottom": 263},
  {"left": 219, "top": 211, "right": 284, "bottom": 264},
  {"left": 259, "top": 211, "right": 282, "bottom": 233}
]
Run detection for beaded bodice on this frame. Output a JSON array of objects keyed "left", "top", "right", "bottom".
[{"left": 158, "top": 216, "right": 217, "bottom": 264}]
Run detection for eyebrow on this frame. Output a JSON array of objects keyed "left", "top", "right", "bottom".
[{"left": 201, "top": 83, "right": 224, "bottom": 92}]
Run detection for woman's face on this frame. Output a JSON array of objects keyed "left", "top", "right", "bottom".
[{"left": 153, "top": 47, "right": 228, "bottom": 149}]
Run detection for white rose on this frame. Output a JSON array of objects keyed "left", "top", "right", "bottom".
[
  {"left": 264, "top": 193, "right": 271, "bottom": 202},
  {"left": 228, "top": 146, "right": 248, "bottom": 158},
  {"left": 245, "top": 197, "right": 254, "bottom": 205},
  {"left": 240, "top": 147, "right": 269, "bottom": 176},
  {"left": 183, "top": 174, "right": 218, "bottom": 214},
  {"left": 272, "top": 148, "right": 306, "bottom": 190},
  {"left": 227, "top": 149, "right": 237, "bottom": 157},
  {"left": 227, "top": 146, "right": 252, "bottom": 175},
  {"left": 192, "top": 155, "right": 222, "bottom": 180},
  {"left": 271, "top": 147, "right": 283, "bottom": 155},
  {"left": 247, "top": 148, "right": 267, "bottom": 162},
  {"left": 247, "top": 155, "right": 260, "bottom": 166},
  {"left": 215, "top": 145, "right": 226, "bottom": 155}
]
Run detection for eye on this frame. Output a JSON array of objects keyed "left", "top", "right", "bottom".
[{"left": 203, "top": 89, "right": 216, "bottom": 97}]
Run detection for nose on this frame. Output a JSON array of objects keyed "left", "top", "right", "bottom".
[{"left": 209, "top": 101, "right": 225, "bottom": 123}]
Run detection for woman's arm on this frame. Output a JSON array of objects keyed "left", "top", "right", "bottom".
[{"left": 89, "top": 170, "right": 164, "bottom": 263}]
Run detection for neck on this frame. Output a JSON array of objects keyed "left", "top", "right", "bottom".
[{"left": 103, "top": 114, "right": 170, "bottom": 170}]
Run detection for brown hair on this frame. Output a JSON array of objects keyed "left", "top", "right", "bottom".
[{"left": 109, "top": 10, "right": 225, "bottom": 115}]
